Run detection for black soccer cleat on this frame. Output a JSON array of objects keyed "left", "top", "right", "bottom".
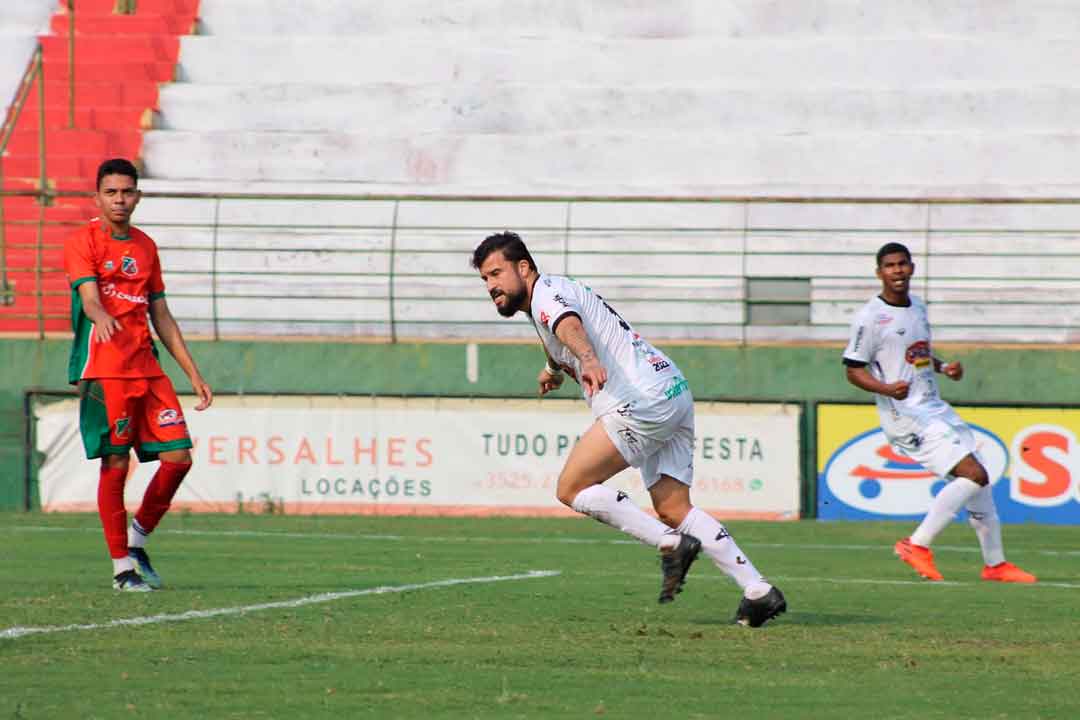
[
  {"left": 734, "top": 586, "right": 787, "bottom": 627},
  {"left": 113, "top": 569, "right": 152, "bottom": 592},
  {"left": 658, "top": 534, "right": 701, "bottom": 604},
  {"left": 128, "top": 547, "right": 163, "bottom": 589}
]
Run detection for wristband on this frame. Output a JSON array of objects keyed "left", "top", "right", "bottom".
[{"left": 545, "top": 361, "right": 563, "bottom": 376}]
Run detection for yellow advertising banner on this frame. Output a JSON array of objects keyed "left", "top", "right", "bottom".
[{"left": 818, "top": 404, "right": 1080, "bottom": 524}]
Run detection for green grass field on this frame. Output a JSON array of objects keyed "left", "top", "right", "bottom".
[{"left": 2, "top": 512, "right": 1078, "bottom": 719}]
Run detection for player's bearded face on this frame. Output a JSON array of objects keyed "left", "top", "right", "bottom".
[
  {"left": 480, "top": 252, "right": 529, "bottom": 317},
  {"left": 492, "top": 282, "right": 527, "bottom": 317}
]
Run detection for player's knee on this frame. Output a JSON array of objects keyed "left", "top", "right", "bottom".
[
  {"left": 959, "top": 461, "right": 989, "bottom": 486},
  {"left": 102, "top": 454, "right": 129, "bottom": 471}
]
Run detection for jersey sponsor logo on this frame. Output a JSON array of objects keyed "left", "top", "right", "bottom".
[
  {"left": 664, "top": 376, "right": 689, "bottom": 400},
  {"left": 819, "top": 425, "right": 1007, "bottom": 517},
  {"left": 100, "top": 282, "right": 148, "bottom": 305},
  {"left": 852, "top": 326, "right": 865, "bottom": 352},
  {"left": 157, "top": 408, "right": 186, "bottom": 428},
  {"left": 114, "top": 417, "right": 131, "bottom": 438},
  {"left": 904, "top": 340, "right": 932, "bottom": 369},
  {"left": 121, "top": 256, "right": 138, "bottom": 277},
  {"left": 539, "top": 311, "right": 550, "bottom": 327},
  {"left": 553, "top": 293, "right": 570, "bottom": 308}
]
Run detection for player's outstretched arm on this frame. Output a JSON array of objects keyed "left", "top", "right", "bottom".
[
  {"left": 149, "top": 297, "right": 213, "bottom": 410},
  {"left": 553, "top": 315, "right": 606, "bottom": 396},
  {"left": 845, "top": 364, "right": 909, "bottom": 400},
  {"left": 76, "top": 282, "right": 123, "bottom": 342}
]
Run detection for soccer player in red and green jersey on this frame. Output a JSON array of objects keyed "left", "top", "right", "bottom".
[{"left": 63, "top": 158, "right": 213, "bottom": 592}]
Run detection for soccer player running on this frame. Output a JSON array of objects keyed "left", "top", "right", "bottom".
[
  {"left": 843, "top": 242, "right": 1035, "bottom": 583},
  {"left": 63, "top": 158, "right": 213, "bottom": 591},
  {"left": 473, "top": 231, "right": 786, "bottom": 626}
]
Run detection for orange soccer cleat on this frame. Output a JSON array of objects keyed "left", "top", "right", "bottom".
[
  {"left": 894, "top": 537, "right": 943, "bottom": 581},
  {"left": 981, "top": 562, "right": 1037, "bottom": 583}
]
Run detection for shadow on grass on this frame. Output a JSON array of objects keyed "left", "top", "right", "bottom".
[{"left": 692, "top": 611, "right": 887, "bottom": 627}]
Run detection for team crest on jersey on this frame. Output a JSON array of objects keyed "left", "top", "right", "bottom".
[
  {"left": 157, "top": 408, "right": 185, "bottom": 427},
  {"left": 114, "top": 417, "right": 131, "bottom": 438},
  {"left": 904, "top": 340, "right": 932, "bottom": 368},
  {"left": 121, "top": 256, "right": 138, "bottom": 276}
]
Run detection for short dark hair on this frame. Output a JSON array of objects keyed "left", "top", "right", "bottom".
[
  {"left": 96, "top": 158, "right": 138, "bottom": 190},
  {"left": 876, "top": 242, "right": 911, "bottom": 266},
  {"left": 471, "top": 231, "right": 537, "bottom": 272}
]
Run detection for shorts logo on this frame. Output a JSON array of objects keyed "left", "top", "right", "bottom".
[
  {"left": 121, "top": 256, "right": 138, "bottom": 276},
  {"left": 114, "top": 417, "right": 131, "bottom": 438},
  {"left": 158, "top": 408, "right": 185, "bottom": 427}
]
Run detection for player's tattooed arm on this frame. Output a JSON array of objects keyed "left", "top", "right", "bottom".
[{"left": 553, "top": 315, "right": 606, "bottom": 396}]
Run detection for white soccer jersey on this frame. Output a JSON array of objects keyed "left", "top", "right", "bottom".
[
  {"left": 529, "top": 274, "right": 683, "bottom": 417},
  {"left": 842, "top": 294, "right": 951, "bottom": 438}
]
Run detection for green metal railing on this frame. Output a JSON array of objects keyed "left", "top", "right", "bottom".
[{"left": 2, "top": 190, "right": 1079, "bottom": 343}]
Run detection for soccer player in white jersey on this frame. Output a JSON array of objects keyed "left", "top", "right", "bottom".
[
  {"left": 843, "top": 242, "right": 1036, "bottom": 583},
  {"left": 472, "top": 231, "right": 786, "bottom": 626}
]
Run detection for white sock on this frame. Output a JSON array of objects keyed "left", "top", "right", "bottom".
[
  {"left": 571, "top": 484, "right": 674, "bottom": 550},
  {"left": 128, "top": 519, "right": 149, "bottom": 549},
  {"left": 911, "top": 477, "right": 982, "bottom": 547},
  {"left": 112, "top": 556, "right": 135, "bottom": 575},
  {"left": 677, "top": 507, "right": 769, "bottom": 596},
  {"left": 966, "top": 485, "right": 1005, "bottom": 566}
]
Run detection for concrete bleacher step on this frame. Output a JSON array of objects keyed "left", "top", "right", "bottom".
[
  {"left": 140, "top": 130, "right": 1080, "bottom": 191},
  {"left": 195, "top": 0, "right": 1080, "bottom": 38},
  {"left": 155, "top": 83, "right": 1080, "bottom": 134},
  {"left": 50, "top": 11, "right": 196, "bottom": 35},
  {"left": 175, "top": 35, "right": 1080, "bottom": 87}
]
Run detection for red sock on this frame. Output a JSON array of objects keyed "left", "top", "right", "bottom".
[
  {"left": 134, "top": 461, "right": 192, "bottom": 534},
  {"left": 97, "top": 465, "right": 129, "bottom": 559}
]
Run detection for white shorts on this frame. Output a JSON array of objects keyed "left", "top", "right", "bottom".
[
  {"left": 599, "top": 388, "right": 694, "bottom": 489},
  {"left": 888, "top": 410, "right": 980, "bottom": 479}
]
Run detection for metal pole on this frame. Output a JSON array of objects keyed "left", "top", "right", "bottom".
[
  {"left": 211, "top": 197, "right": 220, "bottom": 340},
  {"left": 68, "top": 1, "right": 75, "bottom": 129},
  {"left": 36, "top": 45, "right": 48, "bottom": 338},
  {"left": 388, "top": 200, "right": 399, "bottom": 343}
]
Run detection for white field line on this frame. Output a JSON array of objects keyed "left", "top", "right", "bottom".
[
  {"left": 625, "top": 572, "right": 1080, "bottom": 590},
  {"left": 0, "top": 570, "right": 560, "bottom": 641},
  {"left": 9, "top": 525, "right": 1080, "bottom": 557}
]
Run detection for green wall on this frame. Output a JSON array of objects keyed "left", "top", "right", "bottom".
[{"left": 2, "top": 338, "right": 1075, "bottom": 510}]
